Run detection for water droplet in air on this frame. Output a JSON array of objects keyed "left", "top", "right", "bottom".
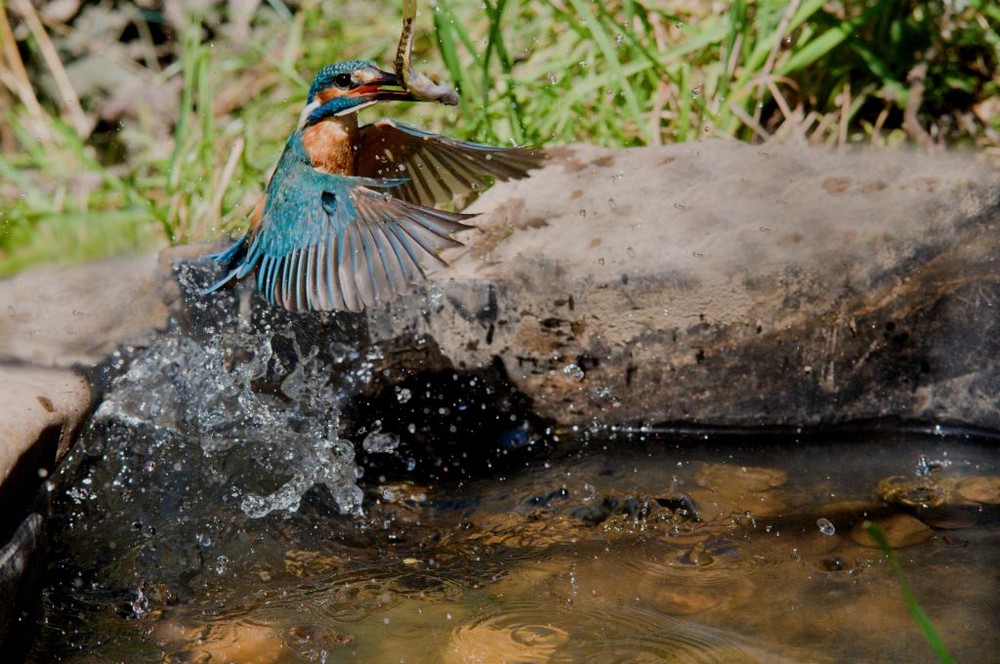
[
  {"left": 562, "top": 364, "right": 585, "bottom": 381},
  {"left": 817, "top": 517, "right": 836, "bottom": 536},
  {"left": 397, "top": 387, "right": 412, "bottom": 403}
]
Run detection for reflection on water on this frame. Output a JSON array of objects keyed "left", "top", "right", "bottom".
[{"left": 29, "top": 419, "right": 998, "bottom": 662}]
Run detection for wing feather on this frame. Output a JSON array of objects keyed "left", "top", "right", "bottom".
[
  {"left": 205, "top": 131, "right": 478, "bottom": 312},
  {"left": 357, "top": 118, "right": 545, "bottom": 208}
]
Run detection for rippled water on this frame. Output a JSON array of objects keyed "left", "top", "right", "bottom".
[
  {"left": 28, "top": 422, "right": 998, "bottom": 662},
  {"left": 20, "top": 282, "right": 1000, "bottom": 662}
]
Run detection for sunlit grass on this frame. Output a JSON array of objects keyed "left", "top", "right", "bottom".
[{"left": 1, "top": 0, "right": 998, "bottom": 276}]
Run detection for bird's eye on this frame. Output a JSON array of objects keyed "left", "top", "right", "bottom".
[{"left": 333, "top": 73, "right": 353, "bottom": 88}]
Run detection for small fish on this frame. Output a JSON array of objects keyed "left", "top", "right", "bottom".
[{"left": 395, "top": 0, "right": 460, "bottom": 106}]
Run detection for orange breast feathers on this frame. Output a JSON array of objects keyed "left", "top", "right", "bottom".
[{"left": 302, "top": 117, "right": 359, "bottom": 175}]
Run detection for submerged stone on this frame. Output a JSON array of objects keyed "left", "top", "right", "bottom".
[
  {"left": 916, "top": 500, "right": 981, "bottom": 530},
  {"left": 875, "top": 475, "right": 947, "bottom": 509},
  {"left": 956, "top": 476, "right": 1000, "bottom": 505},
  {"left": 849, "top": 513, "right": 933, "bottom": 549},
  {"left": 688, "top": 462, "right": 789, "bottom": 519}
]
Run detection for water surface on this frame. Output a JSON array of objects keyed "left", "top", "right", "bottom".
[{"left": 31, "top": 426, "right": 998, "bottom": 663}]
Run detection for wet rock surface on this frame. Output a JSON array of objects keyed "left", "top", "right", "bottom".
[
  {"left": 0, "top": 366, "right": 90, "bottom": 651},
  {"left": 366, "top": 141, "right": 1000, "bottom": 430},
  {"left": 0, "top": 367, "right": 90, "bottom": 534}
]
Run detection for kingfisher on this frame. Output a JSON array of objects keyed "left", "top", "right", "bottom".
[{"left": 205, "top": 60, "right": 543, "bottom": 312}]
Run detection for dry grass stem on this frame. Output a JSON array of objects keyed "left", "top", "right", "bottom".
[
  {"left": 10, "top": 0, "right": 89, "bottom": 138},
  {"left": 211, "top": 136, "right": 246, "bottom": 224},
  {"left": 838, "top": 82, "right": 850, "bottom": 152}
]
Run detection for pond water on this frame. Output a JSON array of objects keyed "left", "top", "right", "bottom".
[
  {"left": 21, "top": 304, "right": 1000, "bottom": 663},
  {"left": 28, "top": 433, "right": 1000, "bottom": 662}
]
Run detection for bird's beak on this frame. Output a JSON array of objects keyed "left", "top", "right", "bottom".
[{"left": 347, "top": 67, "right": 420, "bottom": 103}]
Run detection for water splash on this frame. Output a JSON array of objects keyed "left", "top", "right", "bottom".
[{"left": 91, "top": 308, "right": 367, "bottom": 519}]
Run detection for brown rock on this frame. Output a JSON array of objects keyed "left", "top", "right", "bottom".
[
  {"left": 0, "top": 366, "right": 91, "bottom": 648},
  {"left": 0, "top": 253, "right": 174, "bottom": 367},
  {"left": 366, "top": 141, "right": 1000, "bottom": 430},
  {"left": 7, "top": 142, "right": 1000, "bottom": 436},
  {"left": 0, "top": 366, "right": 91, "bottom": 501}
]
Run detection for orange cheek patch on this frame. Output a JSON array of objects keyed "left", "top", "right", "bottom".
[{"left": 316, "top": 88, "right": 341, "bottom": 103}]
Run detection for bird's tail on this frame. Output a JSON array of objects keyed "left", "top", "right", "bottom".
[{"left": 202, "top": 236, "right": 249, "bottom": 295}]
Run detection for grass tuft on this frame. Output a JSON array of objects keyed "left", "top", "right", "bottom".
[{"left": 1, "top": 0, "right": 998, "bottom": 275}]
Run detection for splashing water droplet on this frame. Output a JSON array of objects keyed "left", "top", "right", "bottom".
[
  {"left": 131, "top": 585, "right": 149, "bottom": 619},
  {"left": 363, "top": 431, "right": 401, "bottom": 454}
]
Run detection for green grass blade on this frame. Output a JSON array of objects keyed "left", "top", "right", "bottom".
[
  {"left": 863, "top": 522, "right": 955, "bottom": 664},
  {"left": 779, "top": 17, "right": 857, "bottom": 75},
  {"left": 564, "top": 0, "right": 643, "bottom": 127}
]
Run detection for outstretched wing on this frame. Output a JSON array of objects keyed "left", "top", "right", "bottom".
[
  {"left": 207, "top": 169, "right": 472, "bottom": 313},
  {"left": 356, "top": 118, "right": 545, "bottom": 209}
]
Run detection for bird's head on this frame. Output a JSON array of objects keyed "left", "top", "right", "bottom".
[{"left": 299, "top": 60, "right": 417, "bottom": 127}]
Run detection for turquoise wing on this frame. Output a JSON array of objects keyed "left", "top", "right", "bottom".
[
  {"left": 207, "top": 138, "right": 472, "bottom": 312},
  {"left": 355, "top": 119, "right": 545, "bottom": 209}
]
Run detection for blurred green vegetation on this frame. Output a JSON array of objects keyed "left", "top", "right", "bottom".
[{"left": 1, "top": 0, "right": 998, "bottom": 276}]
